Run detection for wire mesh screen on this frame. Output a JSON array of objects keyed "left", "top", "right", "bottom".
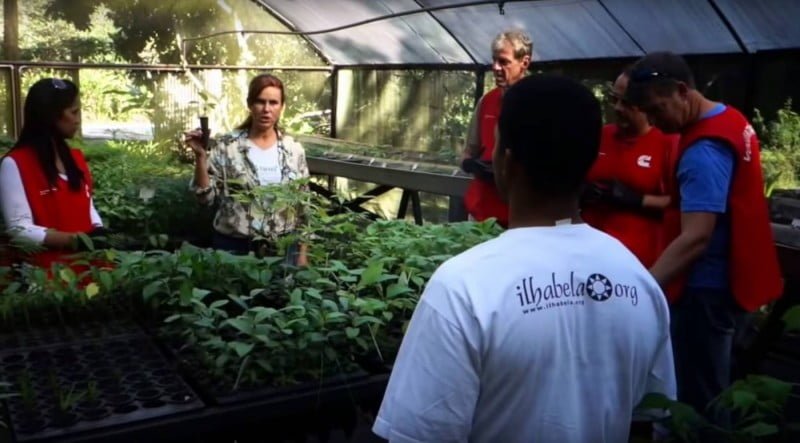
[{"left": 335, "top": 69, "right": 480, "bottom": 165}]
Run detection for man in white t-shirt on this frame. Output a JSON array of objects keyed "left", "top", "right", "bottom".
[{"left": 372, "top": 75, "right": 676, "bottom": 443}]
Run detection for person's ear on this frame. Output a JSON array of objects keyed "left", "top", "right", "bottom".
[{"left": 521, "top": 55, "right": 531, "bottom": 70}]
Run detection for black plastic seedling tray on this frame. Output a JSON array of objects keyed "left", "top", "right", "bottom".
[
  {"left": 0, "top": 319, "right": 141, "bottom": 352},
  {"left": 0, "top": 335, "right": 203, "bottom": 443},
  {"left": 194, "top": 368, "right": 372, "bottom": 406}
]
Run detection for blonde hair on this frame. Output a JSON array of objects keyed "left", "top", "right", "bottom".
[{"left": 491, "top": 29, "right": 533, "bottom": 60}]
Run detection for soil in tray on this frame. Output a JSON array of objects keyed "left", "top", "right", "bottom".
[{"left": 1, "top": 335, "right": 203, "bottom": 442}]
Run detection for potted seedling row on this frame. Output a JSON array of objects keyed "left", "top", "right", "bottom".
[{"left": 0, "top": 335, "right": 202, "bottom": 442}]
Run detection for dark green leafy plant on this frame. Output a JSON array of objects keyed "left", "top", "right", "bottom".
[{"left": 754, "top": 99, "right": 800, "bottom": 196}]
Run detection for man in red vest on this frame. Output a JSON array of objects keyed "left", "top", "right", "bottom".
[
  {"left": 625, "top": 52, "right": 783, "bottom": 426},
  {"left": 582, "top": 66, "right": 679, "bottom": 268},
  {"left": 461, "top": 29, "right": 532, "bottom": 228}
]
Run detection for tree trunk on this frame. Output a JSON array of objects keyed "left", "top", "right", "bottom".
[{"left": 3, "top": 0, "right": 19, "bottom": 60}]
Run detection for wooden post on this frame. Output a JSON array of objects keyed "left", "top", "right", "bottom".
[{"left": 3, "top": 0, "right": 20, "bottom": 60}]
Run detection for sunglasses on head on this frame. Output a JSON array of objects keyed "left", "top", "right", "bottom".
[
  {"left": 51, "top": 78, "right": 68, "bottom": 89},
  {"left": 629, "top": 68, "right": 675, "bottom": 83}
]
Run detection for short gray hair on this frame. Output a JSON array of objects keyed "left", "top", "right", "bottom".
[{"left": 491, "top": 29, "right": 533, "bottom": 60}]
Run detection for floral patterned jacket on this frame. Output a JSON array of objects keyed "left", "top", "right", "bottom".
[{"left": 190, "top": 129, "right": 310, "bottom": 240}]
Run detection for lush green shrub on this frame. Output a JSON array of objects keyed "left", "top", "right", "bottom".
[
  {"left": 78, "top": 139, "right": 214, "bottom": 245},
  {"left": 754, "top": 99, "right": 800, "bottom": 195}
]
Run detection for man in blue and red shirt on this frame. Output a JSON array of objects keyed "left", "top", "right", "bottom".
[
  {"left": 461, "top": 29, "right": 532, "bottom": 228},
  {"left": 582, "top": 67, "right": 679, "bottom": 268},
  {"left": 625, "top": 51, "right": 783, "bottom": 426}
]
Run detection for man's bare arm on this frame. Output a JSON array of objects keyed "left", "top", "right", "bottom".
[{"left": 649, "top": 211, "right": 716, "bottom": 287}]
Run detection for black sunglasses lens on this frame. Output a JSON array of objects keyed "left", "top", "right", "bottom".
[{"left": 630, "top": 69, "right": 672, "bottom": 83}]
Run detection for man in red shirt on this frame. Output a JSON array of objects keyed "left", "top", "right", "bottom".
[
  {"left": 461, "top": 29, "right": 532, "bottom": 228},
  {"left": 582, "top": 67, "right": 679, "bottom": 268}
]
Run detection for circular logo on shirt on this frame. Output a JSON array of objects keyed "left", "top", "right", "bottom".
[{"left": 586, "top": 273, "right": 613, "bottom": 301}]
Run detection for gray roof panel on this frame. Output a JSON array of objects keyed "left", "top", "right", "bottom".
[
  {"left": 256, "top": 0, "right": 474, "bottom": 65},
  {"left": 250, "top": 0, "right": 798, "bottom": 66},
  {"left": 601, "top": 0, "right": 742, "bottom": 54},
  {"left": 419, "top": 0, "right": 645, "bottom": 62},
  {"left": 714, "top": 0, "right": 800, "bottom": 51}
]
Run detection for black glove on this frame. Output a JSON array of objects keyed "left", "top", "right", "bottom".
[
  {"left": 607, "top": 180, "right": 644, "bottom": 209},
  {"left": 461, "top": 158, "right": 494, "bottom": 181},
  {"left": 580, "top": 181, "right": 611, "bottom": 206}
]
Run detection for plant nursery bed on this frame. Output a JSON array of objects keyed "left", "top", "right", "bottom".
[
  {"left": 201, "top": 369, "right": 371, "bottom": 406},
  {"left": 0, "top": 334, "right": 203, "bottom": 442},
  {"left": 0, "top": 319, "right": 143, "bottom": 352},
  {"left": 167, "top": 349, "right": 371, "bottom": 406}
]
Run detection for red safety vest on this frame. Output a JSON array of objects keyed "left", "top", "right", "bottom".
[
  {"left": 4, "top": 146, "right": 97, "bottom": 274},
  {"left": 663, "top": 106, "right": 783, "bottom": 311},
  {"left": 583, "top": 124, "right": 679, "bottom": 267},
  {"left": 463, "top": 87, "right": 509, "bottom": 227}
]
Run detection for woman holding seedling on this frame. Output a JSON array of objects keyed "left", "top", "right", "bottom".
[
  {"left": 0, "top": 78, "right": 109, "bottom": 271},
  {"left": 186, "top": 73, "right": 309, "bottom": 265}
]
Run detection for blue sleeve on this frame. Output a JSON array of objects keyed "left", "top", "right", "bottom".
[{"left": 677, "top": 139, "right": 734, "bottom": 213}]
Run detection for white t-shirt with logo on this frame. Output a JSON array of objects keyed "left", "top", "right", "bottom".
[
  {"left": 373, "top": 223, "right": 676, "bottom": 443},
  {"left": 246, "top": 141, "right": 282, "bottom": 185}
]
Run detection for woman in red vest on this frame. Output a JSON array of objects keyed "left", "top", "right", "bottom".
[
  {"left": 581, "top": 68, "right": 678, "bottom": 268},
  {"left": 0, "top": 78, "right": 107, "bottom": 272}
]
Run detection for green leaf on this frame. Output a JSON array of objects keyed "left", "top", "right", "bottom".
[
  {"left": 783, "top": 305, "right": 800, "bottom": 332},
  {"left": 359, "top": 261, "right": 384, "bottom": 288},
  {"left": 345, "top": 327, "right": 360, "bottom": 338},
  {"left": 326, "top": 312, "right": 348, "bottom": 321},
  {"left": 251, "top": 307, "right": 278, "bottom": 323},
  {"left": 226, "top": 318, "right": 253, "bottom": 334},
  {"left": 84, "top": 283, "right": 100, "bottom": 299},
  {"left": 731, "top": 390, "right": 757, "bottom": 413},
  {"left": 192, "top": 288, "right": 211, "bottom": 300},
  {"left": 739, "top": 422, "right": 778, "bottom": 437},
  {"left": 386, "top": 283, "right": 413, "bottom": 298},
  {"left": 322, "top": 299, "right": 339, "bottom": 312},
  {"left": 305, "top": 288, "right": 323, "bottom": 300},
  {"left": 215, "top": 353, "right": 229, "bottom": 369},
  {"left": 179, "top": 281, "right": 193, "bottom": 306},
  {"left": 142, "top": 280, "right": 163, "bottom": 302},
  {"left": 164, "top": 314, "right": 181, "bottom": 323},
  {"left": 228, "top": 341, "right": 254, "bottom": 358},
  {"left": 193, "top": 318, "right": 215, "bottom": 328},
  {"left": 354, "top": 315, "right": 383, "bottom": 327},
  {"left": 309, "top": 332, "right": 326, "bottom": 342},
  {"left": 290, "top": 288, "right": 303, "bottom": 305},
  {"left": 411, "top": 275, "right": 426, "bottom": 287},
  {"left": 228, "top": 293, "right": 249, "bottom": 311},
  {"left": 209, "top": 300, "right": 229, "bottom": 309},
  {"left": 748, "top": 375, "right": 792, "bottom": 402},
  {"left": 99, "top": 272, "right": 113, "bottom": 290}
]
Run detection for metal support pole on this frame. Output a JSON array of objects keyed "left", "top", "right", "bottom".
[{"left": 329, "top": 67, "right": 338, "bottom": 139}]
